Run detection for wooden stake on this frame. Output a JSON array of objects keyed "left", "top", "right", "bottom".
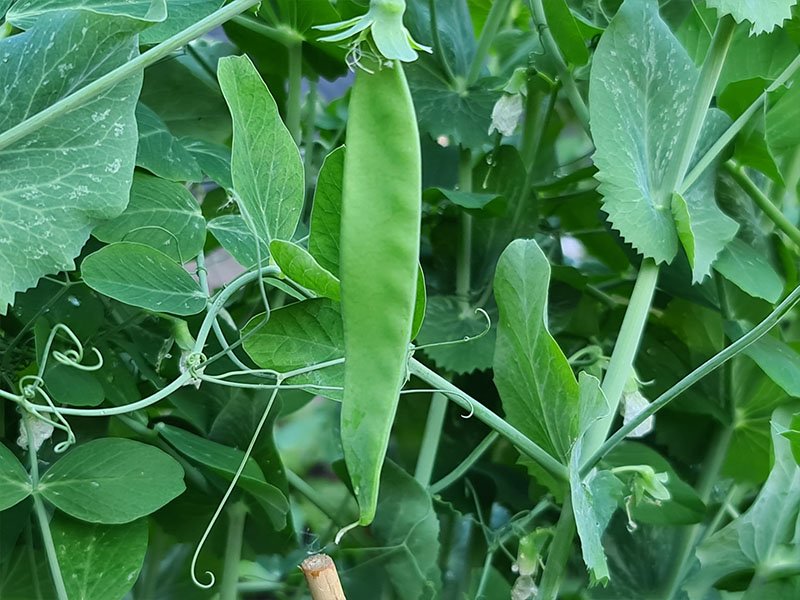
[{"left": 300, "top": 554, "right": 346, "bottom": 600}]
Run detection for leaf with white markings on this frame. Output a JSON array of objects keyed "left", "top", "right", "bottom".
[
  {"left": 0, "top": 11, "right": 142, "bottom": 314},
  {"left": 208, "top": 214, "right": 269, "bottom": 268},
  {"left": 6, "top": 0, "right": 167, "bottom": 28}
]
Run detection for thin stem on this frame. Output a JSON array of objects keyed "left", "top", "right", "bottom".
[
  {"left": 0, "top": 0, "right": 262, "bottom": 152},
  {"left": 430, "top": 432, "right": 499, "bottom": 495},
  {"left": 230, "top": 14, "right": 303, "bottom": 46},
  {"left": 535, "top": 496, "right": 576, "bottom": 600},
  {"left": 725, "top": 161, "right": 800, "bottom": 247},
  {"left": 456, "top": 150, "right": 473, "bottom": 310},
  {"left": 219, "top": 502, "right": 248, "bottom": 600},
  {"left": 287, "top": 41, "right": 303, "bottom": 145},
  {"left": 408, "top": 359, "right": 568, "bottom": 481},
  {"left": 414, "top": 393, "right": 449, "bottom": 487},
  {"left": 466, "top": 0, "right": 512, "bottom": 85},
  {"left": 527, "top": 0, "right": 589, "bottom": 132},
  {"left": 583, "top": 282, "right": 800, "bottom": 474},
  {"left": 286, "top": 469, "right": 345, "bottom": 526},
  {"left": 25, "top": 418, "right": 68, "bottom": 600},
  {"left": 429, "top": 0, "right": 456, "bottom": 83},
  {"left": 474, "top": 550, "right": 496, "bottom": 599}
]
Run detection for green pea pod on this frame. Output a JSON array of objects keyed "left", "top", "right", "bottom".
[{"left": 340, "top": 62, "right": 421, "bottom": 525}]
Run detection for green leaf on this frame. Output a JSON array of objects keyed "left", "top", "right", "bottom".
[
  {"left": 207, "top": 215, "right": 269, "bottom": 268},
  {"left": 7, "top": 0, "right": 167, "bottom": 28},
  {"left": 269, "top": 240, "right": 340, "bottom": 302},
  {"left": 138, "top": 1, "right": 222, "bottom": 45},
  {"left": 767, "top": 82, "right": 800, "bottom": 158},
  {"left": 52, "top": 515, "right": 148, "bottom": 600},
  {"left": 416, "top": 296, "right": 496, "bottom": 375},
  {"left": 713, "top": 238, "right": 784, "bottom": 303},
  {"left": 0, "top": 443, "right": 32, "bottom": 511},
  {"left": 134, "top": 104, "right": 202, "bottom": 182},
  {"left": 309, "top": 146, "right": 344, "bottom": 276},
  {"left": 686, "top": 407, "right": 800, "bottom": 598},
  {"left": 349, "top": 462, "right": 442, "bottom": 599},
  {"left": 218, "top": 55, "right": 304, "bottom": 244},
  {"left": 43, "top": 363, "right": 105, "bottom": 407},
  {"left": 0, "top": 11, "right": 142, "bottom": 314},
  {"left": 411, "top": 265, "right": 426, "bottom": 341},
  {"left": 423, "top": 187, "right": 505, "bottom": 215},
  {"left": 493, "top": 239, "right": 579, "bottom": 483},
  {"left": 38, "top": 438, "right": 185, "bottom": 523},
  {"left": 727, "top": 323, "right": 800, "bottom": 397},
  {"left": 181, "top": 137, "right": 232, "bottom": 190},
  {"left": 542, "top": 0, "right": 590, "bottom": 66},
  {"left": 81, "top": 242, "right": 207, "bottom": 316},
  {"left": 93, "top": 173, "right": 206, "bottom": 263},
  {"left": 707, "top": 0, "right": 797, "bottom": 35},
  {"left": 590, "top": 0, "right": 713, "bottom": 265},
  {"left": 242, "top": 299, "right": 344, "bottom": 400},
  {"left": 156, "top": 423, "right": 288, "bottom": 529}
]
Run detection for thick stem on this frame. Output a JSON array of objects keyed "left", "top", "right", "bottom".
[
  {"left": 219, "top": 502, "right": 247, "bottom": 600},
  {"left": 287, "top": 41, "right": 303, "bottom": 145},
  {"left": 0, "top": 0, "right": 263, "bottom": 152},
  {"left": 535, "top": 496, "right": 576, "bottom": 600},
  {"left": 414, "top": 392, "right": 448, "bottom": 487},
  {"left": 466, "top": 0, "right": 512, "bottom": 84},
  {"left": 725, "top": 161, "right": 800, "bottom": 248},
  {"left": 408, "top": 359, "right": 568, "bottom": 481},
  {"left": 25, "top": 418, "right": 68, "bottom": 600}
]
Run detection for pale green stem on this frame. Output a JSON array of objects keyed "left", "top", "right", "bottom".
[
  {"left": 414, "top": 393, "right": 449, "bottom": 487},
  {"left": 535, "top": 495, "right": 576, "bottom": 600},
  {"left": 285, "top": 469, "right": 344, "bottom": 526},
  {"left": 408, "top": 359, "right": 568, "bottom": 481},
  {"left": 287, "top": 41, "right": 303, "bottom": 145},
  {"left": 527, "top": 0, "right": 589, "bottom": 132},
  {"left": 457, "top": 150, "right": 473, "bottom": 309},
  {"left": 466, "top": 0, "right": 512, "bottom": 84},
  {"left": 429, "top": 431, "right": 499, "bottom": 495},
  {"left": 0, "top": 0, "right": 263, "bottom": 152},
  {"left": 475, "top": 550, "right": 496, "bottom": 599},
  {"left": 219, "top": 502, "right": 247, "bottom": 600},
  {"left": 25, "top": 418, "right": 68, "bottom": 600},
  {"left": 725, "top": 160, "right": 800, "bottom": 248},
  {"left": 230, "top": 14, "right": 303, "bottom": 46}
]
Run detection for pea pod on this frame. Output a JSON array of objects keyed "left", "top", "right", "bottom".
[{"left": 340, "top": 62, "right": 421, "bottom": 525}]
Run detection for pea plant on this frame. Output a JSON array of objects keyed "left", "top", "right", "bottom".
[{"left": 2, "top": 0, "right": 800, "bottom": 598}]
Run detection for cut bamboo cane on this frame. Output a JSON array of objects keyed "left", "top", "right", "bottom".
[{"left": 300, "top": 554, "right": 346, "bottom": 600}]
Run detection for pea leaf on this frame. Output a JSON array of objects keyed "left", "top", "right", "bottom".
[
  {"left": 134, "top": 104, "right": 202, "bottom": 183},
  {"left": 269, "top": 240, "right": 340, "bottom": 302},
  {"left": 542, "top": 0, "right": 590, "bottom": 66},
  {"left": 727, "top": 322, "right": 800, "bottom": 397},
  {"left": 6, "top": 0, "right": 167, "bottom": 28},
  {"left": 0, "top": 11, "right": 142, "bottom": 314},
  {"left": 138, "top": 0, "right": 222, "bottom": 45},
  {"left": 38, "top": 438, "right": 185, "bottom": 524},
  {"left": 93, "top": 173, "right": 206, "bottom": 263},
  {"left": 156, "top": 423, "right": 289, "bottom": 529},
  {"left": 493, "top": 239, "right": 579, "bottom": 485},
  {"left": 0, "top": 443, "right": 32, "bottom": 511},
  {"left": 218, "top": 55, "right": 304, "bottom": 244},
  {"left": 52, "top": 515, "right": 148, "bottom": 600},
  {"left": 181, "top": 137, "right": 232, "bottom": 190},
  {"left": 81, "top": 242, "right": 207, "bottom": 315},
  {"left": 242, "top": 299, "right": 344, "bottom": 400},
  {"left": 590, "top": 0, "right": 707, "bottom": 265},
  {"left": 208, "top": 215, "right": 269, "bottom": 268},
  {"left": 766, "top": 82, "right": 800, "bottom": 158},
  {"left": 713, "top": 238, "right": 784, "bottom": 303},
  {"left": 309, "top": 146, "right": 344, "bottom": 276},
  {"left": 706, "top": 0, "right": 797, "bottom": 35},
  {"left": 43, "top": 363, "right": 105, "bottom": 407}
]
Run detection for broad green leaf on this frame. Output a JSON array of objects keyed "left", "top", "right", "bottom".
[
  {"left": 38, "top": 438, "right": 185, "bottom": 523},
  {"left": 52, "top": 515, "right": 147, "bottom": 600},
  {"left": 7, "top": 0, "right": 167, "bottom": 28},
  {"left": 181, "top": 137, "right": 232, "bottom": 190},
  {"left": 269, "top": 240, "right": 340, "bottom": 302},
  {"left": 309, "top": 146, "right": 344, "bottom": 276},
  {"left": 493, "top": 239, "right": 579, "bottom": 482},
  {"left": 416, "top": 295, "right": 496, "bottom": 375},
  {"left": 156, "top": 423, "right": 288, "bottom": 529},
  {"left": 686, "top": 407, "right": 800, "bottom": 598},
  {"left": 0, "top": 443, "right": 32, "bottom": 511},
  {"left": 767, "top": 83, "right": 800, "bottom": 157},
  {"left": 218, "top": 55, "right": 304, "bottom": 244},
  {"left": 81, "top": 242, "right": 207, "bottom": 315},
  {"left": 423, "top": 187, "right": 505, "bottom": 215},
  {"left": 590, "top": 0, "right": 718, "bottom": 265},
  {"left": 134, "top": 104, "right": 202, "bottom": 182},
  {"left": 348, "top": 462, "right": 442, "bottom": 599},
  {"left": 713, "top": 238, "right": 784, "bottom": 303},
  {"left": 542, "top": 0, "right": 590, "bottom": 66},
  {"left": 0, "top": 11, "right": 142, "bottom": 314},
  {"left": 207, "top": 215, "right": 269, "bottom": 268},
  {"left": 707, "top": 0, "right": 797, "bottom": 35},
  {"left": 405, "top": 0, "right": 476, "bottom": 77},
  {"left": 44, "top": 363, "right": 105, "bottom": 407},
  {"left": 139, "top": 0, "right": 222, "bottom": 45},
  {"left": 242, "top": 299, "right": 344, "bottom": 400},
  {"left": 93, "top": 173, "right": 205, "bottom": 262}
]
